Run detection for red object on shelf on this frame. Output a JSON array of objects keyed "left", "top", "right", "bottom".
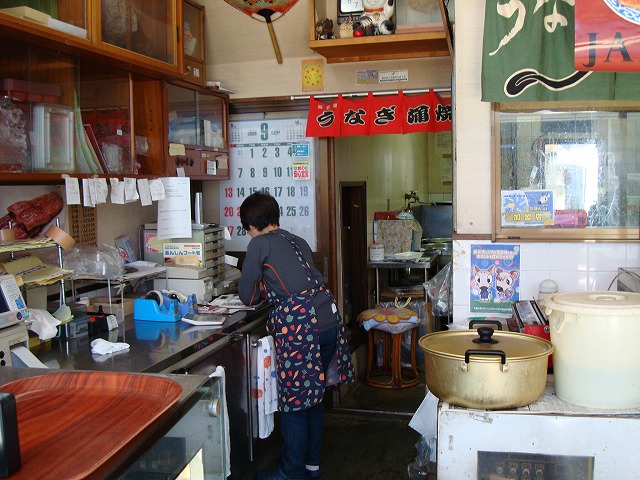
[{"left": 374, "top": 211, "right": 399, "bottom": 220}]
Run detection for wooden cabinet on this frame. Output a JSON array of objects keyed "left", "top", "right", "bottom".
[
  {"left": 0, "top": 0, "right": 180, "bottom": 78},
  {"left": 0, "top": 2, "right": 233, "bottom": 183},
  {"left": 181, "top": 0, "right": 206, "bottom": 86},
  {"left": 0, "top": 38, "right": 166, "bottom": 181},
  {"left": 166, "top": 81, "right": 229, "bottom": 179}
]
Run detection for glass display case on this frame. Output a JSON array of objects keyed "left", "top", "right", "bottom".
[
  {"left": 0, "top": 38, "right": 166, "bottom": 180},
  {"left": 494, "top": 103, "right": 640, "bottom": 241},
  {"left": 99, "top": 0, "right": 178, "bottom": 70},
  {"left": 117, "top": 375, "right": 228, "bottom": 480},
  {"left": 182, "top": 0, "right": 206, "bottom": 86},
  {"left": 167, "top": 82, "right": 229, "bottom": 179}
]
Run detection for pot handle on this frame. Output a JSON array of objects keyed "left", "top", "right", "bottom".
[
  {"left": 464, "top": 349, "right": 506, "bottom": 365},
  {"left": 468, "top": 319, "right": 503, "bottom": 330}
]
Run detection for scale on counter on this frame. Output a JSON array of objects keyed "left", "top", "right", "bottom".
[{"left": 0, "top": 274, "right": 30, "bottom": 366}]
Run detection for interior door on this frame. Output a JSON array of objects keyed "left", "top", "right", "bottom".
[{"left": 340, "top": 182, "right": 368, "bottom": 328}]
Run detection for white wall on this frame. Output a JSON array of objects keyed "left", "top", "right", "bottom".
[{"left": 449, "top": 0, "right": 640, "bottom": 322}]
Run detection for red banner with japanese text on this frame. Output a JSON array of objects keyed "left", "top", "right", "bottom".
[
  {"left": 432, "top": 93, "right": 453, "bottom": 132},
  {"left": 305, "top": 96, "right": 342, "bottom": 137},
  {"left": 305, "top": 91, "right": 451, "bottom": 137},
  {"left": 340, "top": 94, "right": 372, "bottom": 137},
  {"left": 575, "top": 0, "right": 640, "bottom": 72},
  {"left": 368, "top": 91, "right": 405, "bottom": 135}
]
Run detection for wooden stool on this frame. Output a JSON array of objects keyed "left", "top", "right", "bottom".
[{"left": 365, "top": 323, "right": 420, "bottom": 389}]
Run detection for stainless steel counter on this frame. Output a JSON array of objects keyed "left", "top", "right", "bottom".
[{"left": 30, "top": 304, "right": 270, "bottom": 374}]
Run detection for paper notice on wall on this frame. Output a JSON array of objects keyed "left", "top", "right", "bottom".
[
  {"left": 137, "top": 179, "right": 152, "bottom": 206},
  {"left": 64, "top": 177, "right": 81, "bottom": 205},
  {"left": 124, "top": 178, "right": 139, "bottom": 202},
  {"left": 110, "top": 178, "right": 125, "bottom": 204},
  {"left": 157, "top": 177, "right": 191, "bottom": 240}
]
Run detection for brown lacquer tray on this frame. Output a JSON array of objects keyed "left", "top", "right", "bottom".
[{"left": 1, "top": 371, "right": 183, "bottom": 479}]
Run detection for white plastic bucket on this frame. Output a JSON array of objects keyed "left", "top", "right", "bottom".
[{"left": 543, "top": 291, "right": 640, "bottom": 409}]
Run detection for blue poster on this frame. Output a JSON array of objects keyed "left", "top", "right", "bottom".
[{"left": 470, "top": 244, "right": 521, "bottom": 314}]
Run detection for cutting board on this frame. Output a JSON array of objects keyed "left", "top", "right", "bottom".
[{"left": 0, "top": 371, "right": 182, "bottom": 479}]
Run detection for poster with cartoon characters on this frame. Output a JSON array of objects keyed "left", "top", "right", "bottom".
[
  {"left": 470, "top": 244, "right": 521, "bottom": 314},
  {"left": 501, "top": 190, "right": 553, "bottom": 227}
]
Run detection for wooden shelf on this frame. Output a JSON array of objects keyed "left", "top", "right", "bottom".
[{"left": 308, "top": 31, "right": 450, "bottom": 64}]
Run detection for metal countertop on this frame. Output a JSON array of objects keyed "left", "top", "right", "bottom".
[{"left": 29, "top": 304, "right": 270, "bottom": 374}]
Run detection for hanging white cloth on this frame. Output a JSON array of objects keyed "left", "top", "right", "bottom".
[{"left": 257, "top": 335, "right": 278, "bottom": 439}]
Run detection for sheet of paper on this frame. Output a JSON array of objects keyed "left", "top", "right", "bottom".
[
  {"left": 169, "top": 143, "right": 186, "bottom": 156},
  {"left": 137, "top": 178, "right": 153, "bottom": 206},
  {"left": 64, "top": 177, "right": 81, "bottom": 205},
  {"left": 157, "top": 177, "right": 191, "bottom": 239},
  {"left": 82, "top": 179, "right": 95, "bottom": 207},
  {"left": 110, "top": 178, "right": 125, "bottom": 204},
  {"left": 176, "top": 167, "right": 185, "bottom": 177},
  {"left": 225, "top": 254, "right": 238, "bottom": 267},
  {"left": 96, "top": 178, "right": 109, "bottom": 203},
  {"left": 124, "top": 177, "right": 139, "bottom": 202},
  {"left": 149, "top": 178, "right": 166, "bottom": 201}
]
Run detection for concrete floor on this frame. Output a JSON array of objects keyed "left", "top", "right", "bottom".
[{"left": 235, "top": 378, "right": 430, "bottom": 480}]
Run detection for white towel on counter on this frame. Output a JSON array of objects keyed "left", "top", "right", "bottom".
[
  {"left": 90, "top": 338, "right": 130, "bottom": 355},
  {"left": 210, "top": 366, "right": 231, "bottom": 478},
  {"left": 257, "top": 335, "right": 278, "bottom": 439}
]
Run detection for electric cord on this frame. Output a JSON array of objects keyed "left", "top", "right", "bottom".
[{"left": 607, "top": 267, "right": 640, "bottom": 291}]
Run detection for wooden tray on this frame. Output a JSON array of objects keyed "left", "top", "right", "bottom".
[{"left": 0, "top": 371, "right": 183, "bottom": 479}]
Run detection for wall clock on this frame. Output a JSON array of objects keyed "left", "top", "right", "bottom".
[{"left": 338, "top": 0, "right": 364, "bottom": 23}]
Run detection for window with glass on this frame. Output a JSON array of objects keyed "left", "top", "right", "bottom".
[{"left": 494, "top": 104, "right": 640, "bottom": 241}]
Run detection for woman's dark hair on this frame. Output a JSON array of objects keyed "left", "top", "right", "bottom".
[{"left": 239, "top": 192, "right": 280, "bottom": 231}]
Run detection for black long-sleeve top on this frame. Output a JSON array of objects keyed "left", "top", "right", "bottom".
[{"left": 238, "top": 228, "right": 337, "bottom": 332}]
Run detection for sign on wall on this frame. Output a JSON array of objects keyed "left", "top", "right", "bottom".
[{"left": 220, "top": 119, "right": 317, "bottom": 252}]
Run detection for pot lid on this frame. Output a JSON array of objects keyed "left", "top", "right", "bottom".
[
  {"left": 419, "top": 327, "right": 553, "bottom": 361},
  {"left": 543, "top": 291, "right": 640, "bottom": 315}
]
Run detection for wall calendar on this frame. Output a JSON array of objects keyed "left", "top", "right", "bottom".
[{"left": 220, "top": 119, "right": 318, "bottom": 252}]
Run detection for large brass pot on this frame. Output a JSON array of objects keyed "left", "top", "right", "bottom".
[{"left": 418, "top": 327, "right": 554, "bottom": 409}]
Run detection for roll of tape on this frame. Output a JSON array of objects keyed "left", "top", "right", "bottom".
[
  {"left": 0, "top": 229, "right": 15, "bottom": 242},
  {"left": 44, "top": 225, "right": 76, "bottom": 251}
]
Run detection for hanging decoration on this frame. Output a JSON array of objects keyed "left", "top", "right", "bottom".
[
  {"left": 305, "top": 89, "right": 451, "bottom": 137},
  {"left": 481, "top": 0, "right": 640, "bottom": 102}
]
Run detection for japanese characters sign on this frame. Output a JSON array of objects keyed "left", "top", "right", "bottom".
[
  {"left": 305, "top": 90, "right": 452, "bottom": 137},
  {"left": 501, "top": 190, "right": 554, "bottom": 227},
  {"left": 470, "top": 244, "right": 521, "bottom": 314},
  {"left": 481, "top": 0, "right": 639, "bottom": 102}
]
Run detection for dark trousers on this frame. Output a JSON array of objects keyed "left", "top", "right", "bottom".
[{"left": 279, "top": 327, "right": 337, "bottom": 480}]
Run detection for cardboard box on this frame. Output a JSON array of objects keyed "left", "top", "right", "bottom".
[{"left": 89, "top": 297, "right": 134, "bottom": 317}]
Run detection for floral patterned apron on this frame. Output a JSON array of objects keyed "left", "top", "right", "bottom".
[{"left": 264, "top": 232, "right": 355, "bottom": 412}]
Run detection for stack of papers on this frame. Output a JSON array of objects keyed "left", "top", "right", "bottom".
[{"left": 1, "top": 255, "right": 73, "bottom": 286}]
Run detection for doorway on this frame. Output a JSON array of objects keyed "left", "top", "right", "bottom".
[{"left": 339, "top": 182, "right": 368, "bottom": 331}]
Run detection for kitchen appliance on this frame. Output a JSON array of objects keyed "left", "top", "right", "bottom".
[
  {"left": 543, "top": 291, "right": 640, "bottom": 409},
  {"left": 436, "top": 378, "right": 640, "bottom": 480},
  {"left": 419, "top": 327, "right": 553, "bottom": 409},
  {"left": 0, "top": 275, "right": 29, "bottom": 367}
]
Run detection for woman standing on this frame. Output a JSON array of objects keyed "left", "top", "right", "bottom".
[{"left": 238, "top": 192, "right": 355, "bottom": 480}]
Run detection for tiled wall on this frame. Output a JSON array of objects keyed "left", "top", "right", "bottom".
[{"left": 451, "top": 240, "right": 640, "bottom": 322}]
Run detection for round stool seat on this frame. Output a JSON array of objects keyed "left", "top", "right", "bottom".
[{"left": 364, "top": 322, "right": 420, "bottom": 389}]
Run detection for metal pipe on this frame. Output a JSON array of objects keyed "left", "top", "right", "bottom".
[{"left": 290, "top": 87, "right": 451, "bottom": 101}]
